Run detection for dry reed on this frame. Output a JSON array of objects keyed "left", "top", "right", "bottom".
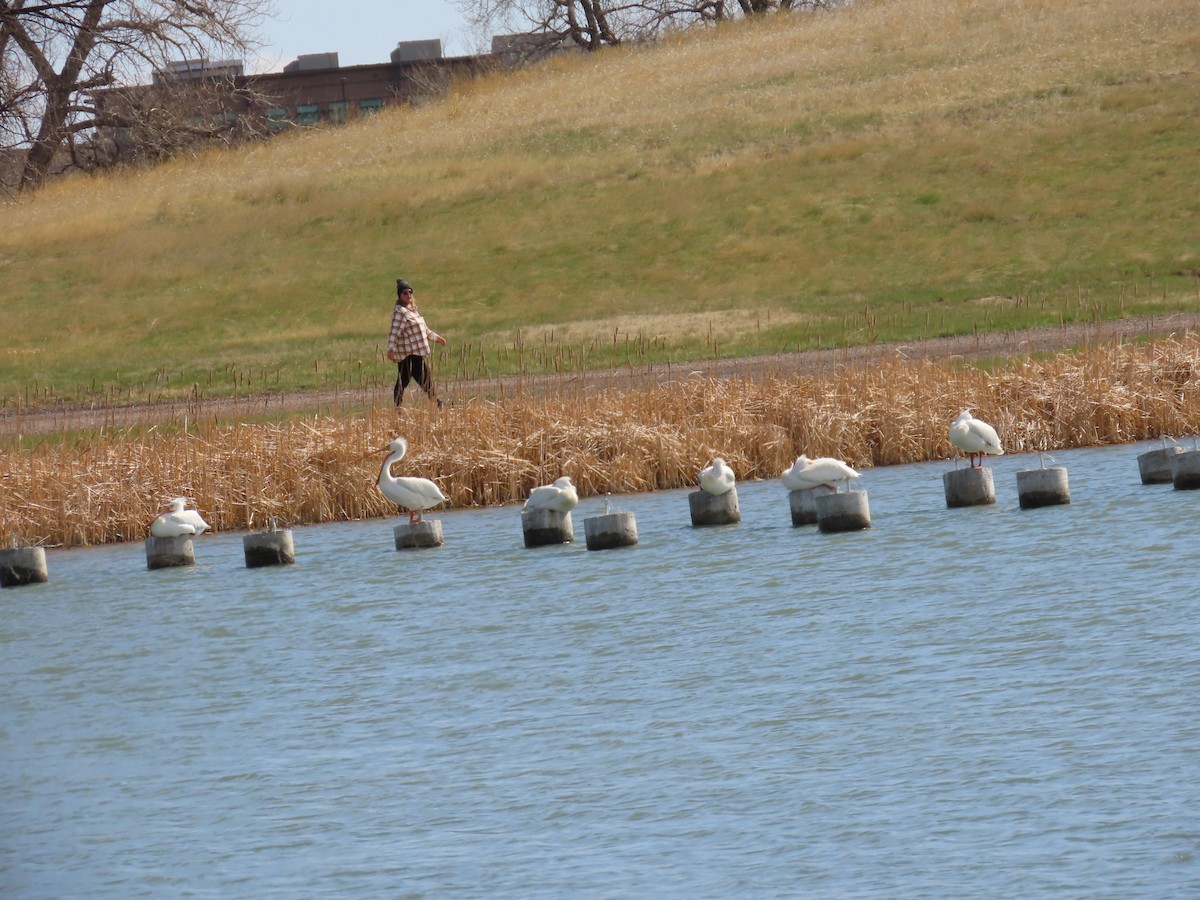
[{"left": 3, "top": 334, "right": 1199, "bottom": 548}]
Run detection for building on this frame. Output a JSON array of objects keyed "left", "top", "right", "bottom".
[{"left": 86, "top": 33, "right": 580, "bottom": 166}]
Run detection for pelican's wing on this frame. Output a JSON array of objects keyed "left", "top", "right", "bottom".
[
  {"left": 971, "top": 420, "right": 1004, "bottom": 454},
  {"left": 524, "top": 485, "right": 560, "bottom": 509},
  {"left": 150, "top": 514, "right": 196, "bottom": 537}
]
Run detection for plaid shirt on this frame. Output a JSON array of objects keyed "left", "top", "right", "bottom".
[{"left": 386, "top": 303, "right": 441, "bottom": 361}]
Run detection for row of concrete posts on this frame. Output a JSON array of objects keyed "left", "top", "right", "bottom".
[{"left": 5, "top": 448, "right": 1200, "bottom": 586}]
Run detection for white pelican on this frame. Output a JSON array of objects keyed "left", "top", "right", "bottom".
[
  {"left": 523, "top": 476, "right": 579, "bottom": 513},
  {"left": 699, "top": 457, "right": 736, "bottom": 496},
  {"left": 377, "top": 436, "right": 448, "bottom": 523},
  {"left": 781, "top": 454, "right": 861, "bottom": 492},
  {"left": 950, "top": 409, "right": 1004, "bottom": 468},
  {"left": 149, "top": 498, "right": 210, "bottom": 537}
]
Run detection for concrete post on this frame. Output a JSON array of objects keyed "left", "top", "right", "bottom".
[
  {"left": 815, "top": 491, "right": 872, "bottom": 532},
  {"left": 243, "top": 529, "right": 296, "bottom": 567},
  {"left": 145, "top": 535, "right": 195, "bottom": 569},
  {"left": 0, "top": 547, "right": 49, "bottom": 587},
  {"left": 788, "top": 485, "right": 835, "bottom": 526},
  {"left": 1016, "top": 467, "right": 1070, "bottom": 508},
  {"left": 521, "top": 508, "right": 573, "bottom": 547},
  {"left": 943, "top": 467, "right": 996, "bottom": 508},
  {"left": 394, "top": 520, "right": 444, "bottom": 549},
  {"left": 1171, "top": 450, "right": 1200, "bottom": 490},
  {"left": 1139, "top": 446, "right": 1184, "bottom": 484},
  {"left": 584, "top": 512, "right": 638, "bottom": 550},
  {"left": 688, "top": 487, "right": 740, "bottom": 526}
]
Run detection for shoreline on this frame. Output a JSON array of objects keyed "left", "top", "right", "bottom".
[
  {"left": 4, "top": 313, "right": 1199, "bottom": 438},
  {"left": 4, "top": 324, "right": 1200, "bottom": 548}
]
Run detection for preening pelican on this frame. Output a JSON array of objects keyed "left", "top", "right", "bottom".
[
  {"left": 150, "top": 498, "right": 210, "bottom": 537},
  {"left": 781, "top": 454, "right": 860, "bottom": 492},
  {"left": 524, "top": 476, "right": 579, "bottom": 513},
  {"left": 950, "top": 409, "right": 1004, "bottom": 468},
  {"left": 377, "top": 436, "right": 448, "bottom": 523},
  {"left": 699, "top": 457, "right": 736, "bottom": 496}
]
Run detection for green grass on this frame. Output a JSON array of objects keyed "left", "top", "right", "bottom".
[{"left": 2, "top": 0, "right": 1198, "bottom": 403}]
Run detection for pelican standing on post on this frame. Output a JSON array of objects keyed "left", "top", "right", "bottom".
[
  {"left": 377, "top": 437, "right": 448, "bottom": 524},
  {"left": 949, "top": 409, "right": 1004, "bottom": 468},
  {"left": 699, "top": 457, "right": 736, "bottom": 496},
  {"left": 781, "top": 454, "right": 861, "bottom": 492},
  {"left": 149, "top": 498, "right": 210, "bottom": 537},
  {"left": 524, "top": 476, "right": 579, "bottom": 513}
]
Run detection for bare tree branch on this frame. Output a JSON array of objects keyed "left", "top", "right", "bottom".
[{"left": 1, "top": 0, "right": 272, "bottom": 190}]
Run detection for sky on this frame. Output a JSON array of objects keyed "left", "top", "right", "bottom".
[{"left": 253, "top": 1, "right": 480, "bottom": 73}]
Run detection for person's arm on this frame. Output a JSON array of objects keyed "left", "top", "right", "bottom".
[{"left": 385, "top": 306, "right": 405, "bottom": 360}]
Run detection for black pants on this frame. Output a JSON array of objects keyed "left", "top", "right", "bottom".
[{"left": 394, "top": 355, "right": 437, "bottom": 405}]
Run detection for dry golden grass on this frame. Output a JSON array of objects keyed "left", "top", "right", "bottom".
[
  {"left": 3, "top": 335, "right": 1199, "bottom": 548},
  {"left": 10, "top": 0, "right": 1195, "bottom": 245}
]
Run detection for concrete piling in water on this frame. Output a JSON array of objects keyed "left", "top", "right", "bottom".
[
  {"left": 1017, "top": 467, "right": 1070, "bottom": 509},
  {"left": 1138, "top": 446, "right": 1183, "bottom": 484},
  {"left": 145, "top": 535, "right": 195, "bottom": 569},
  {"left": 521, "top": 508, "right": 574, "bottom": 547},
  {"left": 243, "top": 529, "right": 296, "bottom": 567},
  {"left": 943, "top": 467, "right": 996, "bottom": 508},
  {"left": 394, "top": 520, "right": 444, "bottom": 549},
  {"left": 1171, "top": 450, "right": 1200, "bottom": 490},
  {"left": 815, "top": 491, "right": 871, "bottom": 532},
  {"left": 788, "top": 485, "right": 835, "bottom": 526},
  {"left": 0, "top": 547, "right": 49, "bottom": 587},
  {"left": 584, "top": 512, "right": 638, "bottom": 550},
  {"left": 689, "top": 488, "right": 740, "bottom": 527}
]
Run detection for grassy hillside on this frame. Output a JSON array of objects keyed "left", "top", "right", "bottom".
[{"left": 2, "top": 0, "right": 1198, "bottom": 403}]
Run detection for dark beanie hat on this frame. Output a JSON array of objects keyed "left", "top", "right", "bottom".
[{"left": 396, "top": 278, "right": 413, "bottom": 295}]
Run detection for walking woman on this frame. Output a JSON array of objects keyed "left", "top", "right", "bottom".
[{"left": 386, "top": 278, "right": 447, "bottom": 408}]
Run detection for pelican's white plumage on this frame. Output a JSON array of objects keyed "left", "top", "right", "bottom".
[
  {"left": 949, "top": 409, "right": 1004, "bottom": 467},
  {"left": 378, "top": 437, "right": 448, "bottom": 523},
  {"left": 149, "top": 497, "right": 210, "bottom": 537},
  {"left": 524, "top": 476, "right": 579, "bottom": 513},
  {"left": 781, "top": 454, "right": 861, "bottom": 492},
  {"left": 699, "top": 457, "right": 736, "bottom": 496}
]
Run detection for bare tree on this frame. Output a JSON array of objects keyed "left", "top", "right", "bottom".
[
  {"left": 0, "top": 0, "right": 271, "bottom": 191},
  {"left": 455, "top": 0, "right": 847, "bottom": 53},
  {"left": 89, "top": 71, "right": 277, "bottom": 168}
]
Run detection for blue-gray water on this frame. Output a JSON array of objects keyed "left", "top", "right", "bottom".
[{"left": 3, "top": 440, "right": 1199, "bottom": 898}]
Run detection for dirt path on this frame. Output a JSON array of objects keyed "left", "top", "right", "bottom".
[{"left": 4, "top": 313, "right": 1198, "bottom": 437}]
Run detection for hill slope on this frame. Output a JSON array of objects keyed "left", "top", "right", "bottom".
[{"left": 2, "top": 0, "right": 1197, "bottom": 401}]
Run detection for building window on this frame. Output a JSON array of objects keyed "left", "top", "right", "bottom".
[
  {"left": 296, "top": 104, "right": 320, "bottom": 125},
  {"left": 329, "top": 101, "right": 348, "bottom": 124},
  {"left": 266, "top": 107, "right": 290, "bottom": 132},
  {"left": 359, "top": 98, "right": 382, "bottom": 113}
]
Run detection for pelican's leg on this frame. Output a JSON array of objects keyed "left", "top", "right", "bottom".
[{"left": 409, "top": 511, "right": 420, "bottom": 525}]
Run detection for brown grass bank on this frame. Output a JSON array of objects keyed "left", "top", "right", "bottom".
[{"left": 3, "top": 335, "right": 1199, "bottom": 549}]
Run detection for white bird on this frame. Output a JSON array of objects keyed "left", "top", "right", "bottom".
[
  {"left": 699, "top": 457, "right": 736, "bottom": 496},
  {"left": 523, "top": 476, "right": 579, "bottom": 513},
  {"left": 377, "top": 436, "right": 448, "bottom": 524},
  {"left": 149, "top": 497, "right": 210, "bottom": 537},
  {"left": 781, "top": 454, "right": 861, "bottom": 492},
  {"left": 949, "top": 409, "right": 1004, "bottom": 468}
]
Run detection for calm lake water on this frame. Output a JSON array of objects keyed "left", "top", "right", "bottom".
[{"left": 3, "top": 439, "right": 1199, "bottom": 898}]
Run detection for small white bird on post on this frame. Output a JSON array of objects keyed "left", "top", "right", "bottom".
[
  {"left": 781, "top": 455, "right": 861, "bottom": 492},
  {"left": 523, "top": 476, "right": 579, "bottom": 513},
  {"left": 699, "top": 457, "right": 736, "bottom": 496},
  {"left": 949, "top": 410, "right": 1004, "bottom": 468},
  {"left": 149, "top": 498, "right": 210, "bottom": 537}
]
